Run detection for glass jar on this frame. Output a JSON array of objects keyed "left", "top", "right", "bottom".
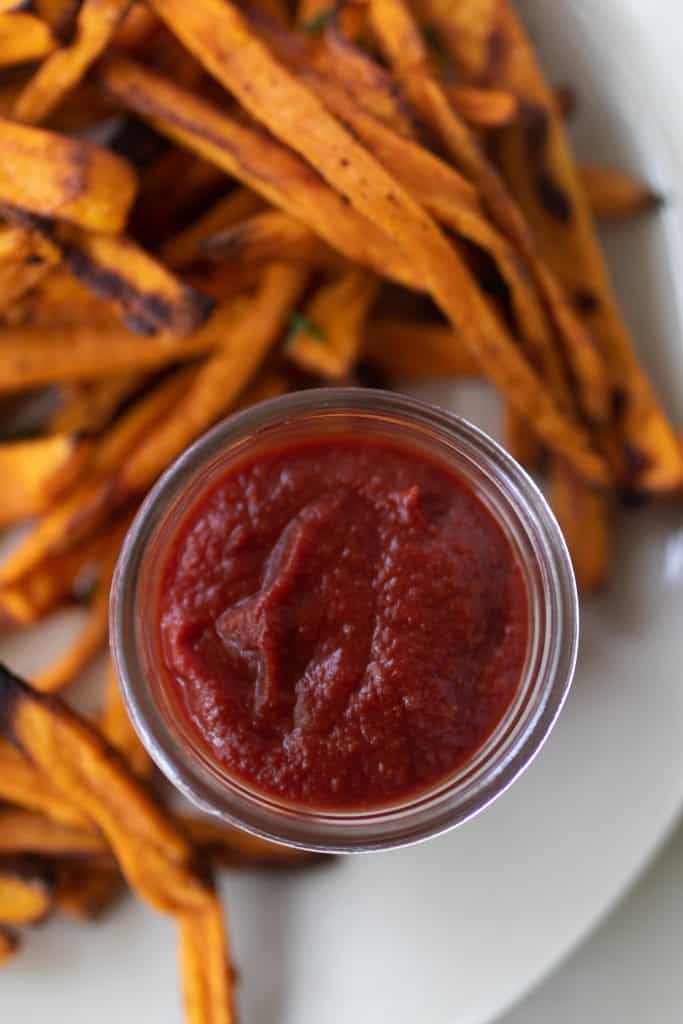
[{"left": 110, "top": 388, "right": 578, "bottom": 853}]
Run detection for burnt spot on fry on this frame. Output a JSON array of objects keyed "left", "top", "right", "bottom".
[
  {"left": 522, "top": 103, "right": 549, "bottom": 159},
  {"left": 622, "top": 442, "right": 652, "bottom": 488},
  {"left": 610, "top": 387, "right": 628, "bottom": 422},
  {"left": 535, "top": 171, "right": 573, "bottom": 223},
  {"left": 63, "top": 244, "right": 214, "bottom": 336},
  {"left": 573, "top": 289, "right": 600, "bottom": 315},
  {"left": 482, "top": 25, "right": 508, "bottom": 84},
  {"left": 0, "top": 663, "right": 24, "bottom": 743}
]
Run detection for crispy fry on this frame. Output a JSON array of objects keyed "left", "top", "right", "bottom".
[
  {"left": 422, "top": 0, "right": 683, "bottom": 491},
  {"left": 181, "top": 816, "right": 326, "bottom": 869},
  {"left": 13, "top": 0, "right": 132, "bottom": 125},
  {"left": 0, "top": 13, "right": 57, "bottom": 68},
  {"left": 368, "top": 0, "right": 610, "bottom": 428},
  {"left": 286, "top": 268, "right": 380, "bottom": 378},
  {"left": 179, "top": 899, "right": 234, "bottom": 1024},
  {"left": 254, "top": 11, "right": 415, "bottom": 135},
  {"left": 0, "top": 739, "right": 90, "bottom": 827},
  {"left": 503, "top": 404, "right": 541, "bottom": 468},
  {"left": 55, "top": 856, "right": 123, "bottom": 919},
  {"left": 305, "top": 73, "right": 571, "bottom": 403},
  {"left": 0, "top": 434, "right": 91, "bottom": 528},
  {"left": 46, "top": 80, "right": 118, "bottom": 134},
  {"left": 160, "top": 188, "right": 264, "bottom": 269},
  {"left": 0, "top": 856, "right": 55, "bottom": 924},
  {"left": 0, "top": 667, "right": 235, "bottom": 990},
  {"left": 51, "top": 374, "right": 145, "bottom": 434},
  {"left": 0, "top": 322, "right": 220, "bottom": 392},
  {"left": 31, "top": 545, "right": 116, "bottom": 694},
  {"left": 145, "top": 0, "right": 607, "bottom": 483},
  {"left": 0, "top": 225, "right": 37, "bottom": 265},
  {"left": 0, "top": 118, "right": 137, "bottom": 233},
  {"left": 0, "top": 926, "right": 18, "bottom": 965},
  {"left": 102, "top": 660, "right": 151, "bottom": 778},
  {"left": 0, "top": 809, "right": 107, "bottom": 856},
  {"left": 58, "top": 227, "right": 214, "bottom": 336},
  {"left": 447, "top": 84, "right": 517, "bottom": 126},
  {"left": 364, "top": 318, "right": 480, "bottom": 378},
  {"left": 117, "top": 264, "right": 309, "bottom": 496},
  {"left": 0, "top": 369, "right": 197, "bottom": 587},
  {"left": 98, "top": 56, "right": 421, "bottom": 290},
  {"left": 550, "top": 460, "right": 611, "bottom": 592},
  {"left": 580, "top": 162, "right": 662, "bottom": 222},
  {"left": 202, "top": 208, "right": 335, "bottom": 269}
]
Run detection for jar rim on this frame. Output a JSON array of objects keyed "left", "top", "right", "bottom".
[{"left": 110, "top": 388, "right": 579, "bottom": 853}]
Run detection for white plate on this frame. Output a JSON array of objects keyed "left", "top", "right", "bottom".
[{"left": 2, "top": 1, "right": 683, "bottom": 1021}]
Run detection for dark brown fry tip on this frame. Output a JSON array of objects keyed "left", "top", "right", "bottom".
[
  {"left": 535, "top": 171, "right": 573, "bottom": 223},
  {"left": 0, "top": 663, "right": 26, "bottom": 744}
]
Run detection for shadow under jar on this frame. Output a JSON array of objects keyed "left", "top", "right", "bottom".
[{"left": 110, "top": 388, "right": 578, "bottom": 853}]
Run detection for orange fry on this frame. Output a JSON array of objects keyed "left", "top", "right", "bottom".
[
  {"left": 13, "top": 0, "right": 132, "bottom": 125},
  {"left": 420, "top": 0, "right": 683, "bottom": 492},
  {"left": 0, "top": 13, "right": 57, "bottom": 68},
  {"left": 147, "top": 0, "right": 607, "bottom": 484},
  {"left": 0, "top": 117, "right": 137, "bottom": 233},
  {"left": 580, "top": 162, "right": 661, "bottom": 222}
]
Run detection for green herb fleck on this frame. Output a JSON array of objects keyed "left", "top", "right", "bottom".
[
  {"left": 286, "top": 311, "right": 327, "bottom": 347},
  {"left": 302, "top": 8, "right": 333, "bottom": 33}
]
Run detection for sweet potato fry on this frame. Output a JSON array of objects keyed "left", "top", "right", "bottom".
[
  {"left": 549, "top": 460, "right": 611, "bottom": 592},
  {"left": 102, "top": 660, "right": 151, "bottom": 778},
  {"left": 98, "top": 56, "right": 421, "bottom": 290},
  {"left": 0, "top": 855, "right": 55, "bottom": 924},
  {"left": 0, "top": 118, "right": 137, "bottom": 233},
  {"left": 160, "top": 188, "right": 264, "bottom": 269},
  {"left": 58, "top": 227, "right": 214, "bottom": 336},
  {"left": 0, "top": 322, "right": 220, "bottom": 392},
  {"left": 368, "top": 0, "right": 609, "bottom": 428},
  {"left": 0, "top": 538, "right": 101, "bottom": 627},
  {"left": 580, "top": 162, "right": 662, "bottom": 222},
  {"left": 364, "top": 318, "right": 480, "bottom": 378},
  {"left": 0, "top": 739, "right": 90, "bottom": 827},
  {"left": 422, "top": 0, "right": 683, "bottom": 491},
  {"left": 0, "top": 926, "right": 18, "bottom": 965},
  {"left": 0, "top": 433, "right": 91, "bottom": 528},
  {"left": 31, "top": 554, "right": 114, "bottom": 694},
  {"left": 0, "top": 13, "right": 57, "bottom": 68},
  {"left": 201, "top": 208, "right": 335, "bottom": 269},
  {"left": 117, "top": 264, "right": 309, "bottom": 496},
  {"left": 13, "top": 0, "right": 132, "bottom": 125},
  {"left": 503, "top": 405, "right": 541, "bottom": 469},
  {"left": 51, "top": 374, "right": 145, "bottom": 434},
  {"left": 447, "top": 84, "right": 517, "bottom": 127},
  {"left": 55, "top": 856, "right": 123, "bottom": 919},
  {"left": 0, "top": 809, "right": 107, "bottom": 856},
  {"left": 0, "top": 666, "right": 235, "bottom": 1013},
  {"left": 305, "top": 72, "right": 571, "bottom": 401},
  {"left": 0, "top": 370, "right": 196, "bottom": 587},
  {"left": 286, "top": 268, "right": 380, "bottom": 378},
  {"left": 178, "top": 899, "right": 234, "bottom": 1024},
  {"left": 253, "top": 11, "right": 415, "bottom": 136},
  {"left": 145, "top": 0, "right": 607, "bottom": 484}
]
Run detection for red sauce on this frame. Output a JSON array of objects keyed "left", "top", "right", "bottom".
[{"left": 159, "top": 436, "right": 528, "bottom": 809}]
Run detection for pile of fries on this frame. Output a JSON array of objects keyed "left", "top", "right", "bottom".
[{"left": 0, "top": 0, "right": 680, "bottom": 1018}]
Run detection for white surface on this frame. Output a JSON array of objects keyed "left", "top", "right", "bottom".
[
  {"left": 2, "top": 1, "right": 683, "bottom": 1022},
  {"left": 497, "top": 816, "right": 683, "bottom": 1023}
]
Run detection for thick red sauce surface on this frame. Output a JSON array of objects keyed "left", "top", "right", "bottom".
[{"left": 159, "top": 436, "right": 528, "bottom": 809}]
